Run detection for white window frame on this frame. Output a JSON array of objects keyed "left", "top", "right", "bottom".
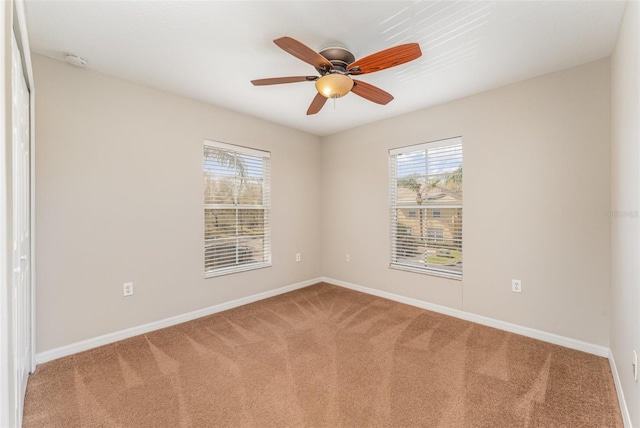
[
  {"left": 203, "top": 140, "right": 271, "bottom": 278},
  {"left": 389, "top": 136, "right": 463, "bottom": 280}
]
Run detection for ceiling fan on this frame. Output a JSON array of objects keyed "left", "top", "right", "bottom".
[{"left": 251, "top": 37, "right": 422, "bottom": 115}]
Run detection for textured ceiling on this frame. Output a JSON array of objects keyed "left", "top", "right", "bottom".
[{"left": 25, "top": 1, "right": 625, "bottom": 136}]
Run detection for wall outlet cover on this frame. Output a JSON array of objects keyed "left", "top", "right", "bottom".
[
  {"left": 512, "top": 279, "right": 522, "bottom": 293},
  {"left": 123, "top": 282, "right": 134, "bottom": 297}
]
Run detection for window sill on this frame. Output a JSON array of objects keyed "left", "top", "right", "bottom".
[
  {"left": 205, "top": 262, "right": 272, "bottom": 279},
  {"left": 389, "top": 263, "right": 462, "bottom": 281}
]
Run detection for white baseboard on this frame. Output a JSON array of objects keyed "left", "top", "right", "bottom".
[
  {"left": 35, "top": 277, "right": 321, "bottom": 365},
  {"left": 609, "top": 351, "right": 632, "bottom": 428},
  {"left": 321, "top": 277, "right": 609, "bottom": 358},
  {"left": 35, "top": 277, "right": 628, "bottom": 423},
  {"left": 36, "top": 276, "right": 609, "bottom": 361}
]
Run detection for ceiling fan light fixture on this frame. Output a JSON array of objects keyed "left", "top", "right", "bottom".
[
  {"left": 252, "top": 37, "right": 421, "bottom": 114},
  {"left": 315, "top": 74, "right": 353, "bottom": 99}
]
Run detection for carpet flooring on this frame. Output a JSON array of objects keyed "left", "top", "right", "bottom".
[{"left": 23, "top": 282, "right": 622, "bottom": 427}]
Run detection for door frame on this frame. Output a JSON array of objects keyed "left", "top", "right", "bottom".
[
  {"left": 0, "top": 2, "right": 11, "bottom": 427},
  {"left": 14, "top": 0, "right": 36, "bottom": 377},
  {"left": 1, "top": 1, "right": 36, "bottom": 426}
]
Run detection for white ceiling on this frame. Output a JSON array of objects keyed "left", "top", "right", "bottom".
[{"left": 25, "top": 1, "right": 625, "bottom": 137}]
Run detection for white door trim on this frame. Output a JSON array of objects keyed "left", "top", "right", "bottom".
[
  {"left": 13, "top": 0, "right": 35, "bottom": 377},
  {"left": 0, "top": 0, "right": 12, "bottom": 425},
  {"left": 11, "top": 28, "right": 31, "bottom": 426},
  {"left": 0, "top": 1, "right": 35, "bottom": 426},
  {"left": 13, "top": 0, "right": 36, "bottom": 376}
]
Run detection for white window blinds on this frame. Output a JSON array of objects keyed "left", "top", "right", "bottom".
[
  {"left": 204, "top": 140, "right": 271, "bottom": 277},
  {"left": 389, "top": 137, "right": 463, "bottom": 279}
]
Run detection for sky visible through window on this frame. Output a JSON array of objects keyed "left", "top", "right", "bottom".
[
  {"left": 397, "top": 145, "right": 462, "bottom": 178},
  {"left": 204, "top": 151, "right": 264, "bottom": 179}
]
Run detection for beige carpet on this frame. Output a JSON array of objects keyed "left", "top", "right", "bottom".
[{"left": 23, "top": 283, "right": 622, "bottom": 427}]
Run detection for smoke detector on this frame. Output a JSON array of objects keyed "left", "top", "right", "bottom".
[{"left": 64, "top": 53, "right": 87, "bottom": 68}]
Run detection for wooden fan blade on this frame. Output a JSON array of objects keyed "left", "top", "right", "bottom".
[
  {"left": 274, "top": 37, "right": 333, "bottom": 70},
  {"left": 351, "top": 80, "right": 394, "bottom": 105},
  {"left": 347, "top": 43, "right": 422, "bottom": 75},
  {"left": 307, "top": 92, "right": 328, "bottom": 115},
  {"left": 251, "top": 76, "right": 318, "bottom": 86}
]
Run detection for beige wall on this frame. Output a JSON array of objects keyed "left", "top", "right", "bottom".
[
  {"left": 35, "top": 52, "right": 615, "bottom": 355},
  {"left": 322, "top": 59, "right": 611, "bottom": 346},
  {"left": 33, "top": 55, "right": 322, "bottom": 353},
  {"left": 611, "top": 1, "right": 640, "bottom": 425}
]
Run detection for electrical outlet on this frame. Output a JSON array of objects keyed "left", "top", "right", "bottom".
[
  {"left": 123, "top": 282, "right": 133, "bottom": 297},
  {"left": 296, "top": 253, "right": 301, "bottom": 262},
  {"left": 512, "top": 279, "right": 522, "bottom": 293},
  {"left": 633, "top": 350, "right": 638, "bottom": 381},
  {"left": 345, "top": 253, "right": 350, "bottom": 262}
]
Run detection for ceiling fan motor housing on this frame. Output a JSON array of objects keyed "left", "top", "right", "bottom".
[{"left": 317, "top": 46, "right": 355, "bottom": 74}]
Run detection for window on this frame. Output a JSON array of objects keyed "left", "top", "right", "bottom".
[
  {"left": 427, "top": 228, "right": 444, "bottom": 242},
  {"left": 204, "top": 140, "right": 271, "bottom": 277},
  {"left": 389, "top": 137, "right": 462, "bottom": 279}
]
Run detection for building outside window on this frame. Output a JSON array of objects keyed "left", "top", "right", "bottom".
[{"left": 389, "top": 137, "right": 462, "bottom": 279}]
